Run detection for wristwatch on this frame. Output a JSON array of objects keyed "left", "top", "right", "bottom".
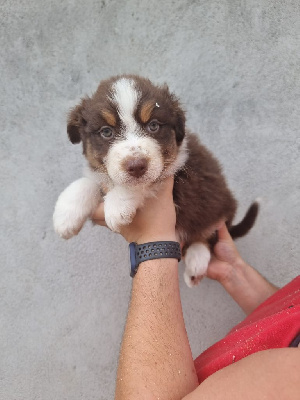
[{"left": 129, "top": 241, "right": 181, "bottom": 277}]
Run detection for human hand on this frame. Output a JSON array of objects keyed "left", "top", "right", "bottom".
[
  {"left": 92, "top": 176, "right": 177, "bottom": 244},
  {"left": 206, "top": 223, "right": 246, "bottom": 284}
]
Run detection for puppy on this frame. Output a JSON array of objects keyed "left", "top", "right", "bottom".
[{"left": 53, "top": 75, "right": 258, "bottom": 286}]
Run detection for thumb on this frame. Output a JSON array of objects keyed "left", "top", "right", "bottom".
[
  {"left": 158, "top": 175, "right": 174, "bottom": 198},
  {"left": 91, "top": 202, "right": 107, "bottom": 226},
  {"left": 217, "top": 223, "right": 234, "bottom": 242}
]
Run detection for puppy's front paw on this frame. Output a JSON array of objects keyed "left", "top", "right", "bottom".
[
  {"left": 53, "top": 178, "right": 102, "bottom": 239},
  {"left": 104, "top": 201, "right": 136, "bottom": 232},
  {"left": 184, "top": 243, "right": 211, "bottom": 288},
  {"left": 53, "top": 203, "right": 86, "bottom": 239}
]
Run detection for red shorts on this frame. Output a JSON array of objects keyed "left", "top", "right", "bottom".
[{"left": 194, "top": 276, "right": 300, "bottom": 384}]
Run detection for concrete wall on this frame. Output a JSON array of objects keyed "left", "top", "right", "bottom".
[{"left": 1, "top": 1, "right": 299, "bottom": 398}]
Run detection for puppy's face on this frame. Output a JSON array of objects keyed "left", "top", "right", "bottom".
[{"left": 67, "top": 75, "right": 186, "bottom": 186}]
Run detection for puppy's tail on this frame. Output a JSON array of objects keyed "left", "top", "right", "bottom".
[{"left": 229, "top": 199, "right": 260, "bottom": 239}]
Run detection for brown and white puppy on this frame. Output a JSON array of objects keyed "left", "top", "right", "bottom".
[{"left": 53, "top": 75, "right": 258, "bottom": 286}]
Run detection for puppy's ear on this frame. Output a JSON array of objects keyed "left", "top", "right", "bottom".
[
  {"left": 67, "top": 103, "right": 86, "bottom": 144},
  {"left": 174, "top": 106, "right": 186, "bottom": 144}
]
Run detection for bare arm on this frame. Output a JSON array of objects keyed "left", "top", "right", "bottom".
[
  {"left": 93, "top": 181, "right": 286, "bottom": 400},
  {"left": 94, "top": 178, "right": 199, "bottom": 400},
  {"left": 116, "top": 258, "right": 198, "bottom": 400}
]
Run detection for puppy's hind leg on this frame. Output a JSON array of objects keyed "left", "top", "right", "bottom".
[{"left": 183, "top": 242, "right": 211, "bottom": 288}]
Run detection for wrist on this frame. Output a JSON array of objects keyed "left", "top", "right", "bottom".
[
  {"left": 129, "top": 239, "right": 181, "bottom": 278},
  {"left": 135, "top": 258, "right": 179, "bottom": 279},
  {"left": 136, "top": 232, "right": 177, "bottom": 245}
]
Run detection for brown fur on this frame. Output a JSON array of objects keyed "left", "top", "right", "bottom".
[
  {"left": 140, "top": 100, "right": 156, "bottom": 123},
  {"left": 101, "top": 110, "right": 117, "bottom": 127},
  {"left": 67, "top": 74, "right": 258, "bottom": 250},
  {"left": 174, "top": 134, "right": 237, "bottom": 248}
]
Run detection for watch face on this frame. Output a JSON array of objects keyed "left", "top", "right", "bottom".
[{"left": 129, "top": 242, "right": 137, "bottom": 277}]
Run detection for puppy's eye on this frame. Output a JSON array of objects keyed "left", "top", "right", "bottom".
[
  {"left": 99, "top": 126, "right": 114, "bottom": 139},
  {"left": 147, "top": 120, "right": 160, "bottom": 133}
]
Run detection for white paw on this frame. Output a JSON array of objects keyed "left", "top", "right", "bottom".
[
  {"left": 104, "top": 200, "right": 136, "bottom": 232},
  {"left": 53, "top": 178, "right": 101, "bottom": 239},
  {"left": 104, "top": 186, "right": 143, "bottom": 232},
  {"left": 184, "top": 243, "right": 211, "bottom": 288},
  {"left": 53, "top": 204, "right": 86, "bottom": 239}
]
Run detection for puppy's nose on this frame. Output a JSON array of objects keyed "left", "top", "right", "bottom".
[{"left": 124, "top": 157, "right": 148, "bottom": 178}]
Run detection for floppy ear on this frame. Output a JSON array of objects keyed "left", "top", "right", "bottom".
[
  {"left": 67, "top": 103, "right": 86, "bottom": 144},
  {"left": 174, "top": 106, "right": 186, "bottom": 144}
]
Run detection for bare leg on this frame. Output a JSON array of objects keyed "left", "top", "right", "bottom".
[{"left": 207, "top": 224, "right": 278, "bottom": 315}]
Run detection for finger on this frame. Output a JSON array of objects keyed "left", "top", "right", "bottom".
[
  {"left": 157, "top": 176, "right": 175, "bottom": 203},
  {"left": 217, "top": 223, "right": 233, "bottom": 242},
  {"left": 91, "top": 202, "right": 105, "bottom": 222},
  {"left": 164, "top": 175, "right": 175, "bottom": 190},
  {"left": 158, "top": 175, "right": 174, "bottom": 195},
  {"left": 93, "top": 219, "right": 107, "bottom": 227}
]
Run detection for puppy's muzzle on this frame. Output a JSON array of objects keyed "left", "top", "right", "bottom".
[{"left": 123, "top": 157, "right": 148, "bottom": 178}]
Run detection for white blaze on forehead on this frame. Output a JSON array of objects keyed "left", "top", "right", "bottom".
[{"left": 110, "top": 78, "right": 141, "bottom": 134}]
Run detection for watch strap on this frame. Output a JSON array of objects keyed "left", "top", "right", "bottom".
[{"left": 130, "top": 241, "right": 181, "bottom": 277}]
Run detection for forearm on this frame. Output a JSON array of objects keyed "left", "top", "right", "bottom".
[
  {"left": 115, "top": 259, "right": 199, "bottom": 400},
  {"left": 221, "top": 259, "right": 279, "bottom": 315}
]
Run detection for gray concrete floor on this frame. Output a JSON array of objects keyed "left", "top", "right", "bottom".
[{"left": 1, "top": 1, "right": 299, "bottom": 399}]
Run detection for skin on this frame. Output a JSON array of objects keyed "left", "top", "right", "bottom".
[
  {"left": 92, "top": 177, "right": 300, "bottom": 400},
  {"left": 206, "top": 222, "right": 279, "bottom": 315}
]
